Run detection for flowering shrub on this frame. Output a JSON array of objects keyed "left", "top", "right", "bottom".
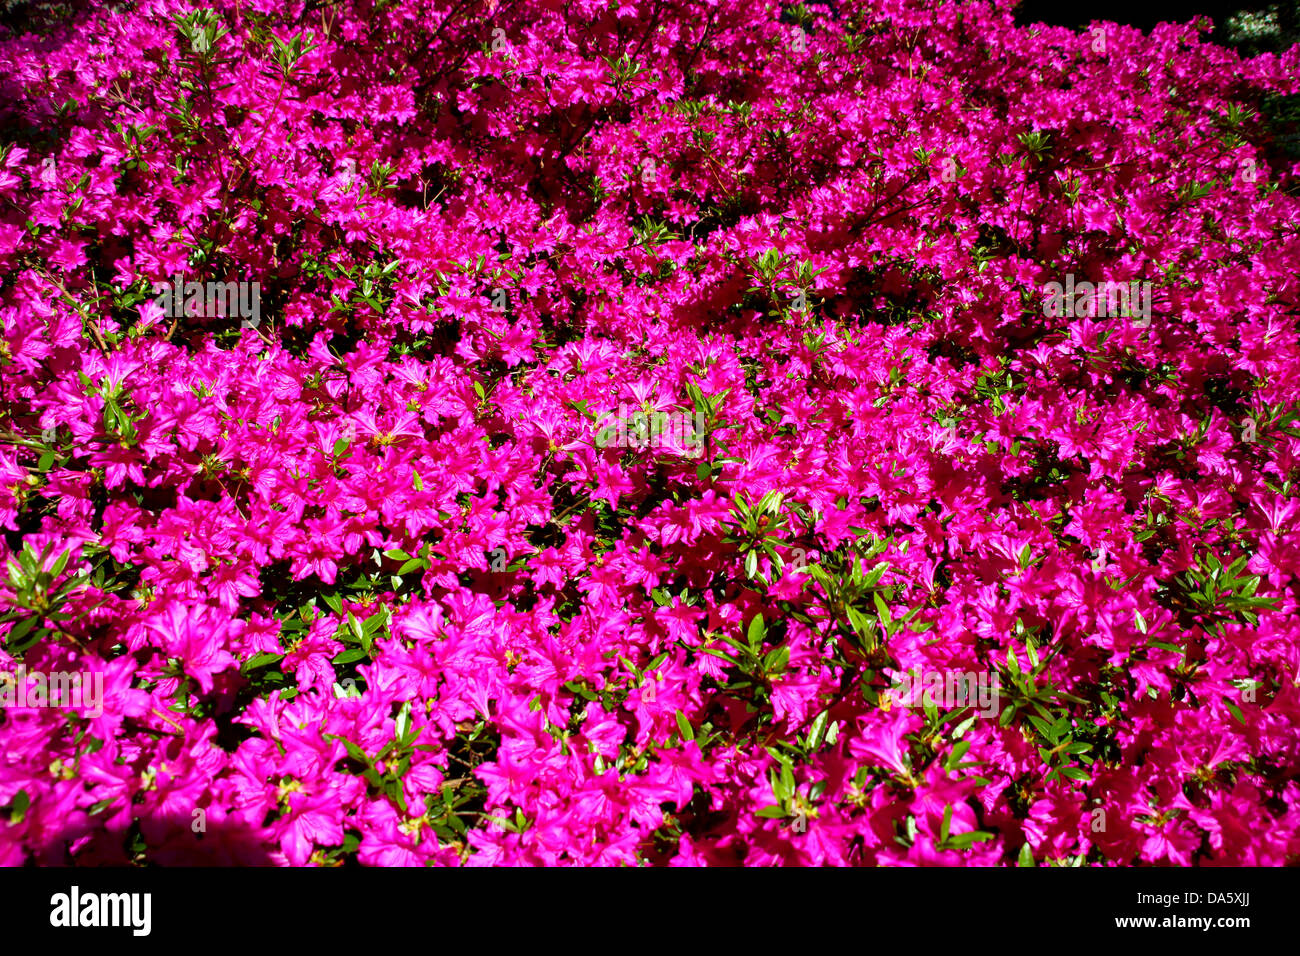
[{"left": 1, "top": 0, "right": 1299, "bottom": 866}]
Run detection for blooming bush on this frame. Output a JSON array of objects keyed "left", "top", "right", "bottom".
[{"left": 1, "top": 0, "right": 1299, "bottom": 866}]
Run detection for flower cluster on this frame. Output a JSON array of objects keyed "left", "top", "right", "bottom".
[{"left": 1, "top": 0, "right": 1299, "bottom": 866}]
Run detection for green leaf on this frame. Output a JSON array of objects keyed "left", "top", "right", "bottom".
[
  {"left": 747, "top": 612, "right": 766, "bottom": 650},
  {"left": 716, "top": 633, "right": 753, "bottom": 657},
  {"left": 945, "top": 830, "right": 994, "bottom": 850},
  {"left": 1028, "top": 715, "right": 1056, "bottom": 741},
  {"left": 331, "top": 647, "right": 369, "bottom": 665},
  {"left": 4, "top": 615, "right": 41, "bottom": 652},
  {"left": 873, "top": 591, "right": 892, "bottom": 626},
  {"left": 763, "top": 646, "right": 790, "bottom": 674},
  {"left": 344, "top": 610, "right": 374, "bottom": 654},
  {"left": 329, "top": 734, "right": 371, "bottom": 768},
  {"left": 806, "top": 709, "right": 830, "bottom": 750},
  {"left": 778, "top": 763, "right": 796, "bottom": 801},
  {"left": 756, "top": 805, "right": 787, "bottom": 819},
  {"left": 1226, "top": 699, "right": 1246, "bottom": 725},
  {"left": 49, "top": 548, "right": 73, "bottom": 579},
  {"left": 845, "top": 605, "right": 873, "bottom": 639},
  {"left": 699, "top": 646, "right": 741, "bottom": 667},
  {"left": 240, "top": 652, "right": 284, "bottom": 673},
  {"left": 8, "top": 789, "right": 30, "bottom": 824},
  {"left": 675, "top": 709, "right": 695, "bottom": 741},
  {"left": 945, "top": 740, "right": 972, "bottom": 770}
]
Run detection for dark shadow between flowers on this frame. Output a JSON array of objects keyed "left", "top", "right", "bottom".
[{"left": 39, "top": 809, "right": 278, "bottom": 867}]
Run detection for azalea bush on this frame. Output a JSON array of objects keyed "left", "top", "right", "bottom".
[{"left": 1, "top": 0, "right": 1299, "bottom": 866}]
